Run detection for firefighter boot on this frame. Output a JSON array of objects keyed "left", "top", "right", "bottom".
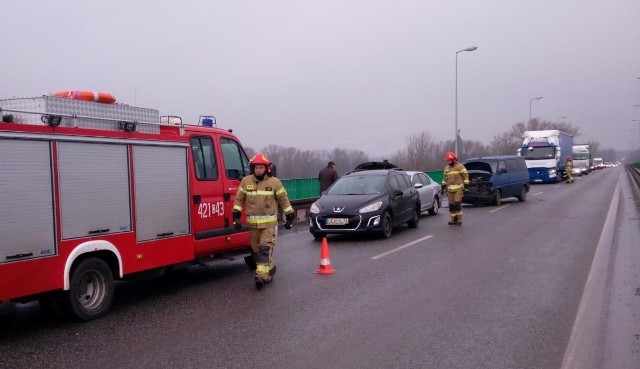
[
  {"left": 456, "top": 217, "right": 463, "bottom": 226},
  {"left": 448, "top": 217, "right": 458, "bottom": 225},
  {"left": 255, "top": 277, "right": 265, "bottom": 290},
  {"left": 255, "top": 262, "right": 273, "bottom": 290},
  {"left": 264, "top": 265, "right": 277, "bottom": 284}
]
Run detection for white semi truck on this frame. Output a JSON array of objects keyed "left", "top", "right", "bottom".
[
  {"left": 519, "top": 130, "right": 574, "bottom": 183},
  {"left": 572, "top": 144, "right": 591, "bottom": 176}
]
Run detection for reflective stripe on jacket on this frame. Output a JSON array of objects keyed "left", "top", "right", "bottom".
[
  {"left": 442, "top": 162, "right": 469, "bottom": 192},
  {"left": 233, "top": 174, "right": 294, "bottom": 228}
]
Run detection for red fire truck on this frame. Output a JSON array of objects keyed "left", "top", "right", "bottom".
[{"left": 0, "top": 93, "right": 254, "bottom": 320}]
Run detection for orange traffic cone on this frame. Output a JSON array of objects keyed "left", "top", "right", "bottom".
[{"left": 315, "top": 237, "right": 336, "bottom": 274}]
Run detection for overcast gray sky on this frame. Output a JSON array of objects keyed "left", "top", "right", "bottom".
[{"left": 2, "top": 0, "right": 639, "bottom": 156}]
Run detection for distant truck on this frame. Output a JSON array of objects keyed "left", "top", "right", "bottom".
[
  {"left": 518, "top": 130, "right": 574, "bottom": 183},
  {"left": 572, "top": 144, "right": 591, "bottom": 175}
]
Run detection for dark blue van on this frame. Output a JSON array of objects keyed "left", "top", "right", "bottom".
[{"left": 462, "top": 156, "right": 530, "bottom": 206}]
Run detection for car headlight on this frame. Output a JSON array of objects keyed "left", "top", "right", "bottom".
[
  {"left": 310, "top": 203, "right": 319, "bottom": 214},
  {"left": 359, "top": 201, "right": 382, "bottom": 213},
  {"left": 549, "top": 169, "right": 556, "bottom": 175}
]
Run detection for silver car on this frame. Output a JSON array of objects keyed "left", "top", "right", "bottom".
[{"left": 406, "top": 171, "right": 440, "bottom": 216}]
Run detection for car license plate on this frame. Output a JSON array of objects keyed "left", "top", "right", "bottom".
[{"left": 326, "top": 218, "right": 349, "bottom": 225}]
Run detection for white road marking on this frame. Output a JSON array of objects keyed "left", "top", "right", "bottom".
[
  {"left": 371, "top": 235, "right": 433, "bottom": 260},
  {"left": 532, "top": 191, "right": 544, "bottom": 196},
  {"left": 489, "top": 204, "right": 510, "bottom": 213},
  {"left": 554, "top": 185, "right": 561, "bottom": 188}
]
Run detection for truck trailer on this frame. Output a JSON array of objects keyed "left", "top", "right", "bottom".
[{"left": 518, "top": 130, "right": 574, "bottom": 183}]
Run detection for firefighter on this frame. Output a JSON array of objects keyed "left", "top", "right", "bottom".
[
  {"left": 441, "top": 151, "right": 469, "bottom": 225},
  {"left": 233, "top": 153, "right": 295, "bottom": 290},
  {"left": 565, "top": 156, "right": 574, "bottom": 184}
]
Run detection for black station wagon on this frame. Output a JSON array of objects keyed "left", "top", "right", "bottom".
[{"left": 308, "top": 162, "right": 421, "bottom": 239}]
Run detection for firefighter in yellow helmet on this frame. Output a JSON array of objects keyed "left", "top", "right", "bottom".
[
  {"left": 565, "top": 156, "right": 574, "bottom": 184},
  {"left": 441, "top": 151, "right": 469, "bottom": 225},
  {"left": 233, "top": 153, "right": 295, "bottom": 290}
]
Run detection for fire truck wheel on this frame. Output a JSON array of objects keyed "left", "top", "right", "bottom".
[{"left": 66, "top": 257, "right": 114, "bottom": 321}]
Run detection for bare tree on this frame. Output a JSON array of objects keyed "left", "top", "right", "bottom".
[
  {"left": 459, "top": 140, "right": 491, "bottom": 160},
  {"left": 243, "top": 146, "right": 257, "bottom": 159},
  {"left": 389, "top": 131, "right": 437, "bottom": 171},
  {"left": 331, "top": 148, "right": 369, "bottom": 174},
  {"left": 490, "top": 132, "right": 521, "bottom": 155},
  {"left": 389, "top": 149, "right": 409, "bottom": 170}
]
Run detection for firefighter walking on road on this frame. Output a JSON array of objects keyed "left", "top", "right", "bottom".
[
  {"left": 441, "top": 151, "right": 469, "bottom": 225},
  {"left": 565, "top": 157, "right": 574, "bottom": 184},
  {"left": 233, "top": 153, "right": 295, "bottom": 290}
]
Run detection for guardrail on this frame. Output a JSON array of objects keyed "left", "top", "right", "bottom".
[{"left": 628, "top": 164, "right": 640, "bottom": 186}]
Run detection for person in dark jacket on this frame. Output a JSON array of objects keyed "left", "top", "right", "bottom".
[{"left": 318, "top": 161, "right": 338, "bottom": 194}]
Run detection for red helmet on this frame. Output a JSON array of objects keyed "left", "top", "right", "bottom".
[
  {"left": 445, "top": 151, "right": 457, "bottom": 162},
  {"left": 250, "top": 153, "right": 272, "bottom": 173},
  {"left": 250, "top": 153, "right": 271, "bottom": 166},
  {"left": 566, "top": 156, "right": 572, "bottom": 161}
]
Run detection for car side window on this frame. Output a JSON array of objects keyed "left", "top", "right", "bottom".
[
  {"left": 498, "top": 160, "right": 507, "bottom": 173},
  {"left": 191, "top": 136, "right": 219, "bottom": 180},
  {"left": 411, "top": 174, "right": 422, "bottom": 186},
  {"left": 402, "top": 174, "right": 413, "bottom": 188},
  {"left": 505, "top": 159, "right": 519, "bottom": 173},
  {"left": 420, "top": 173, "right": 431, "bottom": 185},
  {"left": 394, "top": 174, "right": 411, "bottom": 190},
  {"left": 518, "top": 159, "right": 528, "bottom": 171},
  {"left": 389, "top": 175, "right": 400, "bottom": 191}
]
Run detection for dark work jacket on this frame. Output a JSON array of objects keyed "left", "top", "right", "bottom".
[{"left": 318, "top": 166, "right": 338, "bottom": 193}]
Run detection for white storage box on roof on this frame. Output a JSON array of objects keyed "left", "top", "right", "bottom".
[{"left": 0, "top": 95, "right": 161, "bottom": 134}]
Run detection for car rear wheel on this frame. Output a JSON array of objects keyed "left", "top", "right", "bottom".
[
  {"left": 407, "top": 207, "right": 419, "bottom": 228},
  {"left": 428, "top": 197, "right": 439, "bottom": 215},
  {"left": 516, "top": 186, "right": 527, "bottom": 202},
  {"left": 380, "top": 212, "right": 392, "bottom": 239},
  {"left": 493, "top": 190, "right": 502, "bottom": 206}
]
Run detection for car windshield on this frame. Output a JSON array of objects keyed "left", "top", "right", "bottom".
[
  {"left": 326, "top": 175, "right": 386, "bottom": 195},
  {"left": 521, "top": 146, "right": 555, "bottom": 159}
]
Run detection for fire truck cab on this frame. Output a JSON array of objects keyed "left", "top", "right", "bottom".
[{"left": 0, "top": 95, "right": 253, "bottom": 320}]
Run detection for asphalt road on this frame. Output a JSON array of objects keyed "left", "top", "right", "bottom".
[{"left": 1, "top": 167, "right": 638, "bottom": 369}]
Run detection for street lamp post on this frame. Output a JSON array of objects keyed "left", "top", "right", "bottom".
[
  {"left": 455, "top": 46, "right": 478, "bottom": 157},
  {"left": 529, "top": 96, "right": 543, "bottom": 124}
]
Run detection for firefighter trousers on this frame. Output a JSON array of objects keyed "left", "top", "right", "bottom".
[
  {"left": 249, "top": 226, "right": 277, "bottom": 281},
  {"left": 448, "top": 190, "right": 463, "bottom": 221}
]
